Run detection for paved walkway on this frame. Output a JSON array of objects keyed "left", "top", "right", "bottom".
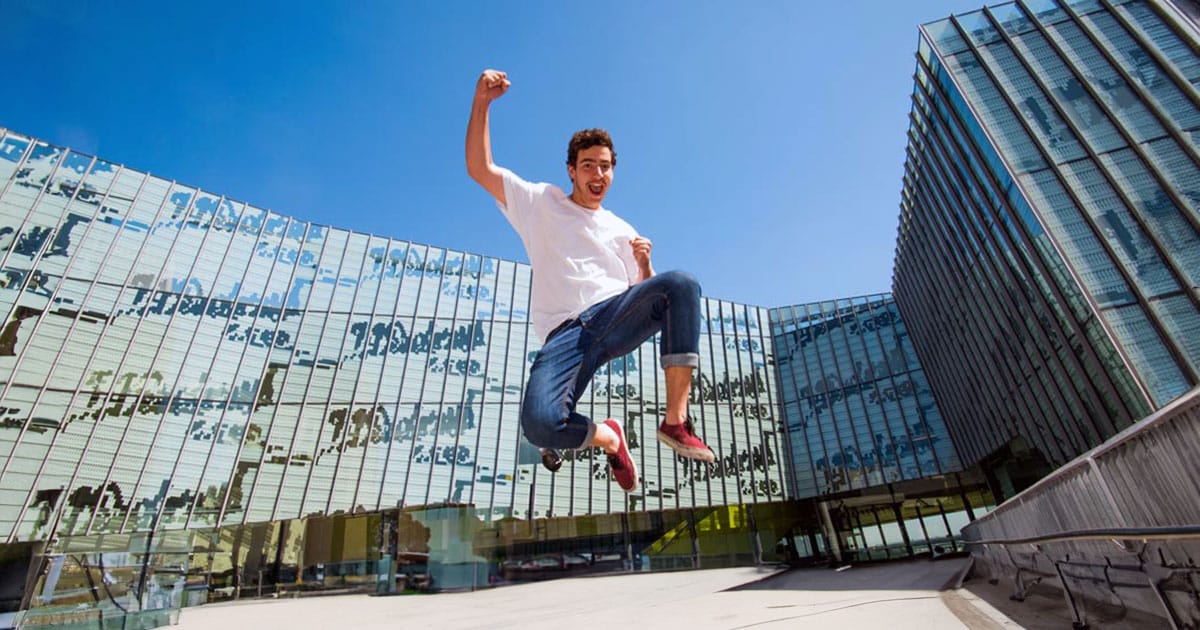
[{"left": 173, "top": 558, "right": 1037, "bottom": 629}]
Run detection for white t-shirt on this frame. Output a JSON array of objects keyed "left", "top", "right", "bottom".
[{"left": 496, "top": 167, "right": 642, "bottom": 341}]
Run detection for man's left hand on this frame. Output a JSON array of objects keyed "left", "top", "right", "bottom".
[
  {"left": 630, "top": 237, "right": 652, "bottom": 264},
  {"left": 630, "top": 237, "right": 654, "bottom": 281}
]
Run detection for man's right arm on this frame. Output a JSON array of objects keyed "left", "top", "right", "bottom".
[{"left": 465, "top": 69, "right": 510, "bottom": 206}]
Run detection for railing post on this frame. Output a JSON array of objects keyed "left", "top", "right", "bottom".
[
  {"left": 1086, "top": 457, "right": 1129, "bottom": 528},
  {"left": 1053, "top": 561, "right": 1089, "bottom": 630},
  {"left": 1146, "top": 572, "right": 1183, "bottom": 630}
]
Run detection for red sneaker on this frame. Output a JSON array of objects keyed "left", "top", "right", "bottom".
[
  {"left": 657, "top": 417, "right": 715, "bottom": 462},
  {"left": 602, "top": 419, "right": 638, "bottom": 492}
]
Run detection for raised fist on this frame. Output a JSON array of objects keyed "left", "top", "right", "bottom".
[{"left": 475, "top": 69, "right": 510, "bottom": 102}]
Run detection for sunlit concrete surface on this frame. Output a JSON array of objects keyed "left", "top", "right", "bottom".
[{"left": 172, "top": 558, "right": 1035, "bottom": 629}]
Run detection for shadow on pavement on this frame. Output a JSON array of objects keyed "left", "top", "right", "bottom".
[
  {"left": 731, "top": 556, "right": 971, "bottom": 592},
  {"left": 961, "top": 571, "right": 1169, "bottom": 630}
]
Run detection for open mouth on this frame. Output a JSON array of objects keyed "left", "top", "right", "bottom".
[{"left": 587, "top": 183, "right": 604, "bottom": 196}]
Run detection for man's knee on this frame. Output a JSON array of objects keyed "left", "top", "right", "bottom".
[
  {"left": 658, "top": 270, "right": 700, "bottom": 299},
  {"left": 520, "top": 400, "right": 560, "bottom": 447}
]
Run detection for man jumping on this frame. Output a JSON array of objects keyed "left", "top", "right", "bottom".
[{"left": 465, "top": 69, "right": 714, "bottom": 494}]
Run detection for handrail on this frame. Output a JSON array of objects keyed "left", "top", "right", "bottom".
[
  {"left": 970, "top": 384, "right": 1200, "bottom": 527},
  {"left": 965, "top": 525, "right": 1200, "bottom": 547},
  {"left": 961, "top": 384, "right": 1200, "bottom": 629}
]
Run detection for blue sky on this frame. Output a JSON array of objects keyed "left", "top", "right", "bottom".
[{"left": 1, "top": 0, "right": 984, "bottom": 308}]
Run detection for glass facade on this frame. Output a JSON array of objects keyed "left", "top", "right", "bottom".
[
  {"left": 0, "top": 123, "right": 990, "bottom": 621},
  {"left": 0, "top": 128, "right": 797, "bottom": 544},
  {"left": 6, "top": 126, "right": 971, "bottom": 622},
  {"left": 769, "top": 295, "right": 962, "bottom": 500},
  {"left": 895, "top": 0, "right": 1200, "bottom": 474}
]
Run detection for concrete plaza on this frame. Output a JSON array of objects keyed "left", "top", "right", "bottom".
[{"left": 171, "top": 557, "right": 1055, "bottom": 629}]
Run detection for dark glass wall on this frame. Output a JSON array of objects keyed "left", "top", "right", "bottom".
[
  {"left": 895, "top": 0, "right": 1200, "bottom": 470},
  {"left": 769, "top": 294, "right": 962, "bottom": 500}
]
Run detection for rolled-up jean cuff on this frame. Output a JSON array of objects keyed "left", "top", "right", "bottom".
[
  {"left": 661, "top": 353, "right": 700, "bottom": 369},
  {"left": 576, "top": 422, "right": 598, "bottom": 451}
]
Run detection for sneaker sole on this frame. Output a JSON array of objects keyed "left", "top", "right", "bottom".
[
  {"left": 656, "top": 431, "right": 716, "bottom": 463},
  {"left": 541, "top": 449, "right": 563, "bottom": 473}
]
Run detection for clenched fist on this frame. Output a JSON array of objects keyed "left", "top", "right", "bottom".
[
  {"left": 475, "top": 69, "right": 510, "bottom": 102},
  {"left": 630, "top": 236, "right": 654, "bottom": 281}
]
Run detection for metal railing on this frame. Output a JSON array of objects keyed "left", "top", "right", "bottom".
[{"left": 962, "top": 385, "right": 1200, "bottom": 629}]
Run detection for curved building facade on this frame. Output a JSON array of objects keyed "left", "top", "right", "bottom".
[{"left": 0, "top": 127, "right": 795, "bottom": 543}]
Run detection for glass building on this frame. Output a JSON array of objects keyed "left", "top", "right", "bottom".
[
  {"left": 770, "top": 295, "right": 961, "bottom": 501},
  {"left": 894, "top": 0, "right": 1200, "bottom": 494},
  {"left": 0, "top": 126, "right": 985, "bottom": 624},
  {"left": 770, "top": 295, "right": 976, "bottom": 565},
  {"left": 0, "top": 126, "right": 791, "bottom": 530}
]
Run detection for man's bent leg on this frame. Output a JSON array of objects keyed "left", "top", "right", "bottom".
[
  {"left": 590, "top": 270, "right": 702, "bottom": 364},
  {"left": 520, "top": 321, "right": 638, "bottom": 491},
  {"left": 657, "top": 364, "right": 715, "bottom": 462},
  {"left": 664, "top": 365, "right": 692, "bottom": 425},
  {"left": 520, "top": 324, "right": 599, "bottom": 450},
  {"left": 520, "top": 320, "right": 629, "bottom": 451},
  {"left": 584, "top": 271, "right": 713, "bottom": 462}
]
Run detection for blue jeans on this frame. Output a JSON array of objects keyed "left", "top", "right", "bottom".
[{"left": 520, "top": 270, "right": 702, "bottom": 450}]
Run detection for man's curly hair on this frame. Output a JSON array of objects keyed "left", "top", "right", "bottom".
[{"left": 566, "top": 129, "right": 617, "bottom": 167}]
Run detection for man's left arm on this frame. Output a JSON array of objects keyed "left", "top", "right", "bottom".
[{"left": 630, "top": 236, "right": 655, "bottom": 283}]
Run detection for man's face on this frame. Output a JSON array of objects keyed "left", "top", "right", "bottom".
[{"left": 567, "top": 145, "right": 614, "bottom": 209}]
